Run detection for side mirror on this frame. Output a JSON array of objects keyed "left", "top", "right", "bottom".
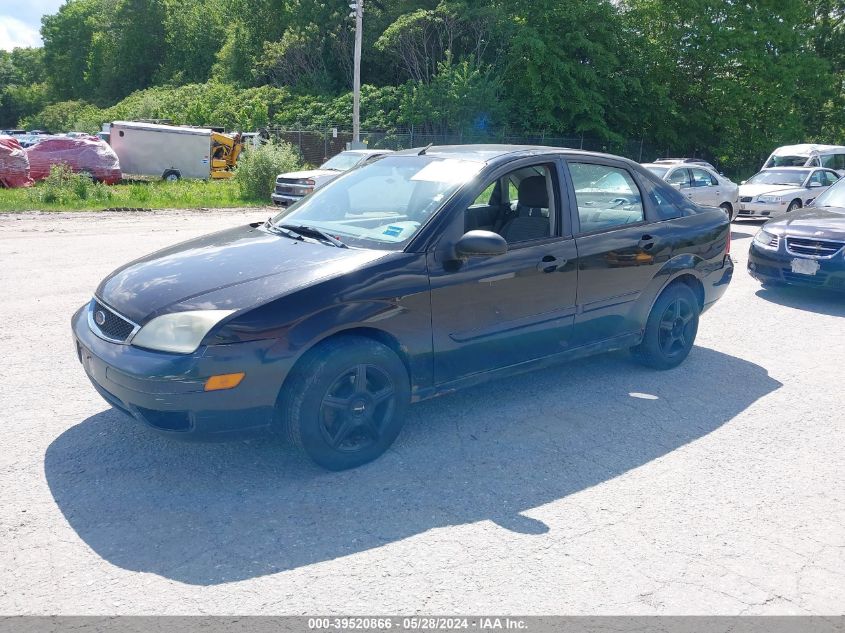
[
  {"left": 455, "top": 230, "right": 508, "bottom": 258},
  {"left": 670, "top": 183, "right": 682, "bottom": 190},
  {"left": 740, "top": 180, "right": 747, "bottom": 185},
  {"left": 808, "top": 181, "right": 823, "bottom": 188}
]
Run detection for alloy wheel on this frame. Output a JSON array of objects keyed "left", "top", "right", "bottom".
[{"left": 319, "top": 364, "right": 396, "bottom": 452}]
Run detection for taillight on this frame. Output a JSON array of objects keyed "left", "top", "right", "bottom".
[{"left": 725, "top": 227, "right": 731, "bottom": 255}]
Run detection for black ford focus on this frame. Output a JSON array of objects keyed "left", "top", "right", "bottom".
[
  {"left": 748, "top": 176, "right": 845, "bottom": 292},
  {"left": 72, "top": 146, "right": 733, "bottom": 470}
]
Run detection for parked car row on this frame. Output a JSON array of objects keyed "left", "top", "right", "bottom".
[{"left": 640, "top": 150, "right": 845, "bottom": 294}]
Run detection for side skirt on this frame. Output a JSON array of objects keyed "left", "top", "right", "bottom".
[{"left": 413, "top": 332, "right": 643, "bottom": 403}]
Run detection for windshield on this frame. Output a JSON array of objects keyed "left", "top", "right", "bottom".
[
  {"left": 808, "top": 178, "right": 845, "bottom": 208},
  {"left": 320, "top": 152, "right": 368, "bottom": 171},
  {"left": 270, "top": 155, "right": 483, "bottom": 250},
  {"left": 765, "top": 155, "right": 809, "bottom": 168},
  {"left": 645, "top": 166, "right": 669, "bottom": 178},
  {"left": 747, "top": 169, "right": 809, "bottom": 186}
]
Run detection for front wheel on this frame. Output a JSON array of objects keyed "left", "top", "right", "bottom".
[
  {"left": 279, "top": 336, "right": 410, "bottom": 470},
  {"left": 632, "top": 282, "right": 700, "bottom": 370},
  {"left": 786, "top": 199, "right": 801, "bottom": 213}
]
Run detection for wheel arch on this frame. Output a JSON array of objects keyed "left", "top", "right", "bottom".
[
  {"left": 631, "top": 256, "right": 706, "bottom": 330},
  {"left": 277, "top": 326, "right": 414, "bottom": 405}
]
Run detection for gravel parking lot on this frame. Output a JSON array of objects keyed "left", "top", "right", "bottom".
[{"left": 0, "top": 209, "right": 843, "bottom": 615}]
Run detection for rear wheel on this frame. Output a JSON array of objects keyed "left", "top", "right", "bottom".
[
  {"left": 279, "top": 336, "right": 410, "bottom": 470},
  {"left": 719, "top": 202, "right": 733, "bottom": 220},
  {"left": 162, "top": 169, "right": 181, "bottom": 182},
  {"left": 632, "top": 282, "right": 700, "bottom": 370}
]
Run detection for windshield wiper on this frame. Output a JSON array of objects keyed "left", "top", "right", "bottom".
[
  {"left": 264, "top": 219, "right": 305, "bottom": 241},
  {"left": 278, "top": 224, "right": 348, "bottom": 248}
]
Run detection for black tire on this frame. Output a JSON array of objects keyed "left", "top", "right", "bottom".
[
  {"left": 162, "top": 170, "right": 181, "bottom": 182},
  {"left": 278, "top": 335, "right": 410, "bottom": 470},
  {"left": 786, "top": 199, "right": 801, "bottom": 213},
  {"left": 719, "top": 202, "right": 733, "bottom": 221},
  {"left": 632, "top": 282, "right": 700, "bottom": 370}
]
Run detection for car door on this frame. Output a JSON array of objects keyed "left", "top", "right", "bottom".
[
  {"left": 565, "top": 159, "right": 665, "bottom": 345},
  {"left": 689, "top": 167, "right": 720, "bottom": 207},
  {"left": 666, "top": 167, "right": 693, "bottom": 200},
  {"left": 427, "top": 159, "right": 579, "bottom": 385}
]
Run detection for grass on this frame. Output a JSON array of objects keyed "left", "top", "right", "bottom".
[{"left": 0, "top": 177, "right": 265, "bottom": 212}]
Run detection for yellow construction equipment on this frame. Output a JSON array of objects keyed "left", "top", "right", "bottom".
[{"left": 210, "top": 131, "right": 244, "bottom": 179}]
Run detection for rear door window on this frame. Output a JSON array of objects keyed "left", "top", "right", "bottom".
[
  {"left": 690, "top": 168, "right": 717, "bottom": 187},
  {"left": 568, "top": 163, "right": 645, "bottom": 233},
  {"left": 667, "top": 168, "right": 691, "bottom": 188}
]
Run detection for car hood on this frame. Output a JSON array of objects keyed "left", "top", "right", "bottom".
[
  {"left": 96, "top": 224, "right": 391, "bottom": 324},
  {"left": 764, "top": 207, "right": 845, "bottom": 239},
  {"left": 739, "top": 183, "right": 804, "bottom": 197},
  {"left": 278, "top": 168, "right": 339, "bottom": 181}
]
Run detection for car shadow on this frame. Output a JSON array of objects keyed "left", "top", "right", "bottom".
[
  {"left": 45, "top": 347, "right": 781, "bottom": 586},
  {"left": 755, "top": 286, "right": 845, "bottom": 317},
  {"left": 730, "top": 229, "right": 755, "bottom": 240}
]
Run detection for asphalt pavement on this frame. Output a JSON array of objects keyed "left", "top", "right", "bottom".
[{"left": 0, "top": 210, "right": 842, "bottom": 614}]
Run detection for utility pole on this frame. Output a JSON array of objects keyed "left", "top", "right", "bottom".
[{"left": 350, "top": 0, "right": 364, "bottom": 147}]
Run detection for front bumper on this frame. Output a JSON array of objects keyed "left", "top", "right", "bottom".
[
  {"left": 737, "top": 201, "right": 786, "bottom": 218},
  {"left": 270, "top": 192, "right": 302, "bottom": 207},
  {"left": 72, "top": 305, "right": 293, "bottom": 439},
  {"left": 748, "top": 244, "right": 845, "bottom": 291}
]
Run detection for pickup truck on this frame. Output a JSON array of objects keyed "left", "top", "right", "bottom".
[{"left": 271, "top": 149, "right": 391, "bottom": 206}]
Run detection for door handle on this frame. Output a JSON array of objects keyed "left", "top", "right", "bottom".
[
  {"left": 537, "top": 254, "right": 564, "bottom": 273},
  {"left": 638, "top": 235, "right": 655, "bottom": 250}
]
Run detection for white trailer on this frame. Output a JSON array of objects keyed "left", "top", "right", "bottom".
[{"left": 109, "top": 121, "right": 215, "bottom": 180}]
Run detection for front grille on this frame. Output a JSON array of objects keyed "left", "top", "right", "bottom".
[
  {"left": 90, "top": 300, "right": 136, "bottom": 342},
  {"left": 785, "top": 237, "right": 845, "bottom": 258},
  {"left": 740, "top": 196, "right": 753, "bottom": 203}
]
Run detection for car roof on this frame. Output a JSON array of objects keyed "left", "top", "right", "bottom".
[
  {"left": 760, "top": 166, "right": 818, "bottom": 171},
  {"left": 393, "top": 144, "right": 634, "bottom": 165},
  {"left": 341, "top": 149, "right": 393, "bottom": 156},
  {"left": 771, "top": 144, "right": 845, "bottom": 155},
  {"left": 642, "top": 161, "right": 717, "bottom": 172}
]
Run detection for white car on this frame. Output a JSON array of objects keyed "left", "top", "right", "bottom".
[
  {"left": 763, "top": 143, "right": 845, "bottom": 175},
  {"left": 271, "top": 149, "right": 392, "bottom": 206},
  {"left": 642, "top": 161, "right": 740, "bottom": 219},
  {"left": 737, "top": 167, "right": 840, "bottom": 219}
]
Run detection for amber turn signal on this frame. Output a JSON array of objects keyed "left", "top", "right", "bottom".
[{"left": 204, "top": 372, "right": 245, "bottom": 391}]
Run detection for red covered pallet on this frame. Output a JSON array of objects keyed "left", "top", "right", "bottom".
[
  {"left": 26, "top": 136, "right": 121, "bottom": 184},
  {"left": 0, "top": 136, "right": 33, "bottom": 188}
]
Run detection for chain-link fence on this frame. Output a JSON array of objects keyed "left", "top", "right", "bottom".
[{"left": 265, "top": 126, "right": 717, "bottom": 170}]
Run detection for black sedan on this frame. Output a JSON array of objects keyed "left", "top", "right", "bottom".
[
  {"left": 72, "top": 145, "right": 733, "bottom": 470},
  {"left": 748, "top": 177, "right": 845, "bottom": 292}
]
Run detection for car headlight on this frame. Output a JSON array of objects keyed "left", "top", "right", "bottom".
[
  {"left": 131, "top": 310, "right": 236, "bottom": 354},
  {"left": 753, "top": 229, "right": 779, "bottom": 250},
  {"left": 757, "top": 195, "right": 783, "bottom": 203}
]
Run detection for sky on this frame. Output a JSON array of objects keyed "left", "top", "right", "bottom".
[{"left": 0, "top": 0, "right": 64, "bottom": 50}]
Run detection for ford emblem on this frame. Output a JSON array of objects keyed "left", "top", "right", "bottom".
[{"left": 94, "top": 310, "right": 106, "bottom": 326}]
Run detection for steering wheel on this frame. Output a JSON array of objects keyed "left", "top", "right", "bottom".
[{"left": 610, "top": 197, "right": 632, "bottom": 207}]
